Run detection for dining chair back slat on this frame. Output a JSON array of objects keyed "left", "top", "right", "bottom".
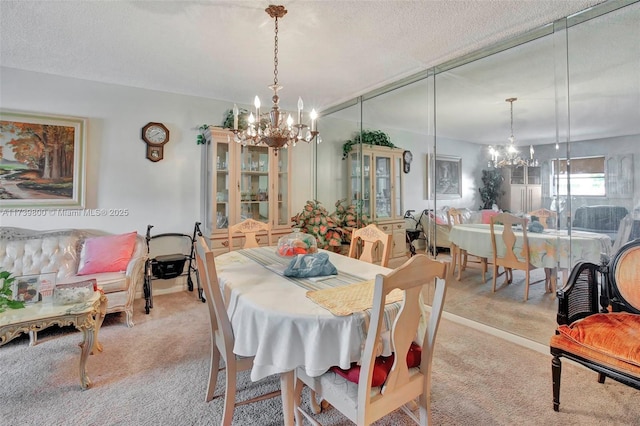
[
  {"left": 348, "top": 224, "right": 392, "bottom": 267},
  {"left": 228, "top": 218, "right": 271, "bottom": 251}
]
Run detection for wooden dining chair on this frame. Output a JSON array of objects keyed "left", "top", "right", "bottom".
[
  {"left": 194, "top": 236, "right": 280, "bottom": 425},
  {"left": 348, "top": 223, "right": 392, "bottom": 267},
  {"left": 293, "top": 254, "right": 448, "bottom": 425},
  {"left": 490, "top": 213, "right": 547, "bottom": 301},
  {"left": 227, "top": 218, "right": 271, "bottom": 251},
  {"left": 528, "top": 208, "right": 558, "bottom": 229},
  {"left": 447, "top": 207, "right": 487, "bottom": 281}
]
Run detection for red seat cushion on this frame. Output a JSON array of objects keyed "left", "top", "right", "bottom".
[
  {"left": 556, "top": 312, "right": 640, "bottom": 368},
  {"left": 331, "top": 342, "right": 422, "bottom": 387}
]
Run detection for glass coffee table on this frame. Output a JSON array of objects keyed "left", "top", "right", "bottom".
[{"left": 0, "top": 290, "right": 107, "bottom": 389}]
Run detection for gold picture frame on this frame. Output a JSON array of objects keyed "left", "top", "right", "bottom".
[{"left": 0, "top": 110, "right": 87, "bottom": 208}]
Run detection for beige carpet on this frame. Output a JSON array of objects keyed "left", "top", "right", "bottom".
[{"left": 1, "top": 291, "right": 638, "bottom": 425}]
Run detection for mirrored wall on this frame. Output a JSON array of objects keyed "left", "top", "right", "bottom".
[{"left": 316, "top": 0, "right": 640, "bottom": 344}]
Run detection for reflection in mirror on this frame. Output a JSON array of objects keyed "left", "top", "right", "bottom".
[{"left": 314, "top": 1, "right": 639, "bottom": 346}]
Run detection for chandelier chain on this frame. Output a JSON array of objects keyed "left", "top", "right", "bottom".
[{"left": 273, "top": 17, "right": 279, "bottom": 87}]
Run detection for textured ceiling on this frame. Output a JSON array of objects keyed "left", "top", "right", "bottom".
[{"left": 1, "top": 0, "right": 604, "bottom": 111}]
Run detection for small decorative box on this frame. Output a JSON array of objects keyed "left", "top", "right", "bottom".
[{"left": 54, "top": 279, "right": 98, "bottom": 305}]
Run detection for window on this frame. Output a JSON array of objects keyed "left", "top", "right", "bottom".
[{"left": 552, "top": 156, "right": 605, "bottom": 196}]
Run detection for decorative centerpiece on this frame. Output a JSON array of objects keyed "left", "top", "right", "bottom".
[
  {"left": 291, "top": 199, "right": 371, "bottom": 251},
  {"left": 277, "top": 229, "right": 318, "bottom": 257}
]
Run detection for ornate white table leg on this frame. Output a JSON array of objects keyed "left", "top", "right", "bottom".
[
  {"left": 280, "top": 370, "right": 295, "bottom": 426},
  {"left": 78, "top": 293, "right": 107, "bottom": 389}
]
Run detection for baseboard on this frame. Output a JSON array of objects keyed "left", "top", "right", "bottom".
[{"left": 134, "top": 275, "right": 192, "bottom": 299}]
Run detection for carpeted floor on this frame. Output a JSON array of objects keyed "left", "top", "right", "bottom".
[{"left": 1, "top": 291, "right": 637, "bottom": 425}]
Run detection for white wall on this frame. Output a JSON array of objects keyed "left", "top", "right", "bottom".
[{"left": 0, "top": 67, "right": 313, "bottom": 236}]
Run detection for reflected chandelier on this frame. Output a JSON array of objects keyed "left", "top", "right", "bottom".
[
  {"left": 488, "top": 97, "right": 536, "bottom": 168},
  {"left": 231, "top": 5, "right": 320, "bottom": 154}
]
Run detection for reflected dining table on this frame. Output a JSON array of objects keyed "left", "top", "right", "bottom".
[
  {"left": 448, "top": 223, "right": 612, "bottom": 291},
  {"left": 214, "top": 247, "right": 395, "bottom": 426}
]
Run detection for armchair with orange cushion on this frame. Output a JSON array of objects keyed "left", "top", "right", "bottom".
[{"left": 549, "top": 239, "right": 640, "bottom": 412}]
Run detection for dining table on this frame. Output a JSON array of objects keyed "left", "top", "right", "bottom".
[
  {"left": 448, "top": 223, "right": 612, "bottom": 291},
  {"left": 214, "top": 246, "right": 399, "bottom": 426}
]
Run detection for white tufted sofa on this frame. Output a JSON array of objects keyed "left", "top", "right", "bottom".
[{"left": 0, "top": 227, "right": 146, "bottom": 328}]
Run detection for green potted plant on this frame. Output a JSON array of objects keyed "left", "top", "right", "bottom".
[
  {"left": 0, "top": 271, "right": 24, "bottom": 313},
  {"left": 478, "top": 169, "right": 505, "bottom": 209},
  {"left": 342, "top": 130, "right": 395, "bottom": 159}
]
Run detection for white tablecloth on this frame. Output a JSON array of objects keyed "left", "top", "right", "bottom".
[
  {"left": 449, "top": 224, "right": 611, "bottom": 269},
  {"left": 215, "top": 247, "right": 392, "bottom": 381}
]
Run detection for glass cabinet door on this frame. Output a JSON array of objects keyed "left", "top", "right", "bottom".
[
  {"left": 527, "top": 166, "right": 541, "bottom": 185},
  {"left": 276, "top": 148, "right": 289, "bottom": 226},
  {"left": 213, "top": 135, "right": 231, "bottom": 230},
  {"left": 394, "top": 155, "right": 403, "bottom": 218},
  {"left": 239, "top": 145, "right": 270, "bottom": 223},
  {"left": 374, "top": 155, "right": 391, "bottom": 219},
  {"left": 349, "top": 151, "right": 372, "bottom": 218},
  {"left": 510, "top": 166, "right": 525, "bottom": 184}
]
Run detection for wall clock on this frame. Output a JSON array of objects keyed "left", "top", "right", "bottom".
[
  {"left": 403, "top": 150, "right": 413, "bottom": 173},
  {"left": 141, "top": 122, "right": 169, "bottom": 162}
]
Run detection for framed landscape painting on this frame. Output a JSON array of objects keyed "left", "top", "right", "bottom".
[
  {"left": 432, "top": 155, "right": 462, "bottom": 199},
  {"left": 0, "top": 110, "right": 87, "bottom": 208}
]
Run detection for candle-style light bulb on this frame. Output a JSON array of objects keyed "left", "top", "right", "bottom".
[
  {"left": 248, "top": 112, "right": 255, "bottom": 124},
  {"left": 310, "top": 109, "right": 317, "bottom": 132},
  {"left": 286, "top": 114, "right": 294, "bottom": 129},
  {"left": 233, "top": 104, "right": 239, "bottom": 130},
  {"left": 297, "top": 97, "right": 304, "bottom": 125},
  {"left": 254, "top": 96, "right": 261, "bottom": 125},
  {"left": 530, "top": 145, "right": 534, "bottom": 160}
]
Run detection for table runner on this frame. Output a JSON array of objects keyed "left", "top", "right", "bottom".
[
  {"left": 306, "top": 279, "right": 404, "bottom": 316},
  {"left": 237, "top": 248, "right": 370, "bottom": 291}
]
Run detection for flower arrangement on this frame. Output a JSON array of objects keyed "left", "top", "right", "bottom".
[
  {"left": 291, "top": 199, "right": 371, "bottom": 250},
  {"left": 0, "top": 271, "right": 24, "bottom": 313}
]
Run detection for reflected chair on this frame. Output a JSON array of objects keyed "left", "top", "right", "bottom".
[
  {"left": 293, "top": 255, "right": 449, "bottom": 425},
  {"left": 528, "top": 208, "right": 558, "bottom": 229},
  {"left": 550, "top": 240, "right": 640, "bottom": 412},
  {"left": 348, "top": 223, "right": 392, "bottom": 267},
  {"left": 490, "top": 212, "right": 547, "bottom": 301},
  {"left": 227, "top": 218, "right": 271, "bottom": 251},
  {"left": 447, "top": 207, "right": 487, "bottom": 281},
  {"left": 194, "top": 236, "right": 280, "bottom": 425}
]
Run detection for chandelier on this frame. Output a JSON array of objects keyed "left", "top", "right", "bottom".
[
  {"left": 231, "top": 5, "right": 320, "bottom": 154},
  {"left": 487, "top": 97, "right": 537, "bottom": 168}
]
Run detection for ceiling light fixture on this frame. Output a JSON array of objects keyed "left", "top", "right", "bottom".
[
  {"left": 231, "top": 4, "right": 320, "bottom": 154},
  {"left": 488, "top": 97, "right": 536, "bottom": 168}
]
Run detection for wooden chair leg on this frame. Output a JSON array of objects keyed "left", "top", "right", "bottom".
[
  {"left": 481, "top": 258, "right": 487, "bottom": 282},
  {"left": 206, "top": 344, "right": 221, "bottom": 402},
  {"left": 492, "top": 264, "right": 498, "bottom": 292},
  {"left": 524, "top": 269, "right": 530, "bottom": 301},
  {"left": 552, "top": 355, "right": 561, "bottom": 412},
  {"left": 222, "top": 360, "right": 236, "bottom": 426}
]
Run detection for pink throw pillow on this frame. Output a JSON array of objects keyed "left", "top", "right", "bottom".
[
  {"left": 481, "top": 210, "right": 499, "bottom": 224},
  {"left": 429, "top": 213, "right": 447, "bottom": 226},
  {"left": 77, "top": 232, "right": 137, "bottom": 275}
]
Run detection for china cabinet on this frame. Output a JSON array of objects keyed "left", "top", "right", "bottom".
[
  {"left": 501, "top": 165, "right": 542, "bottom": 213},
  {"left": 347, "top": 144, "right": 406, "bottom": 259},
  {"left": 202, "top": 127, "right": 291, "bottom": 255}
]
